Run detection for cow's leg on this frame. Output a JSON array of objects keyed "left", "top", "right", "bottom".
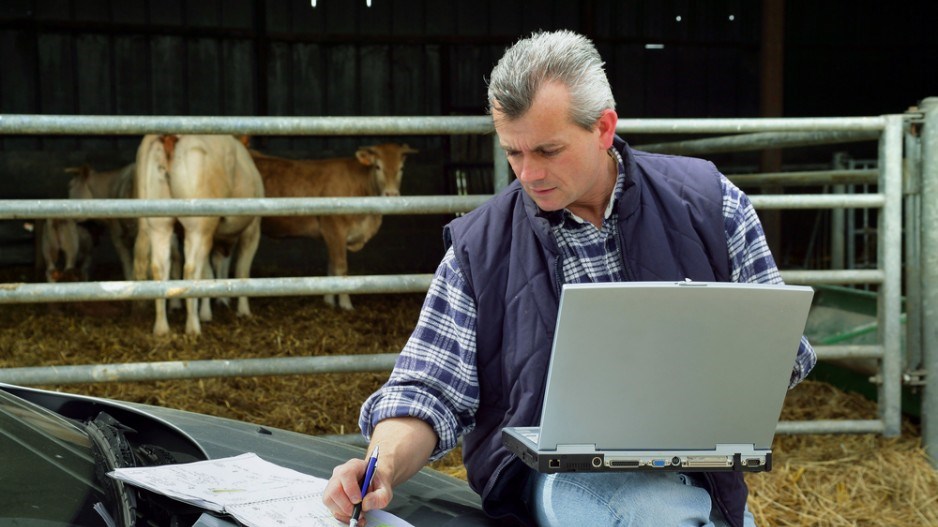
[
  {"left": 147, "top": 218, "right": 175, "bottom": 336},
  {"left": 110, "top": 220, "right": 135, "bottom": 281},
  {"left": 132, "top": 218, "right": 151, "bottom": 281},
  {"left": 57, "top": 220, "right": 80, "bottom": 274},
  {"left": 194, "top": 255, "right": 211, "bottom": 322},
  {"left": 168, "top": 231, "right": 183, "bottom": 310},
  {"left": 130, "top": 218, "right": 152, "bottom": 315},
  {"left": 321, "top": 221, "right": 353, "bottom": 310},
  {"left": 210, "top": 245, "right": 232, "bottom": 309},
  {"left": 230, "top": 218, "right": 261, "bottom": 317},
  {"left": 182, "top": 219, "right": 216, "bottom": 336},
  {"left": 40, "top": 221, "right": 60, "bottom": 282}
]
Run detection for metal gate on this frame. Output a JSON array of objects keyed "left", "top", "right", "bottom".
[{"left": 0, "top": 111, "right": 922, "bottom": 456}]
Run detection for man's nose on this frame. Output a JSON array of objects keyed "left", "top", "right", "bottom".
[{"left": 516, "top": 157, "right": 545, "bottom": 183}]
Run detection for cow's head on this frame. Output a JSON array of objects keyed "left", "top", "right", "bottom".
[
  {"left": 355, "top": 143, "right": 419, "bottom": 197},
  {"left": 65, "top": 165, "right": 95, "bottom": 200}
]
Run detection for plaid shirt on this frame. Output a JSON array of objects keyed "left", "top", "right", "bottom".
[{"left": 361, "top": 152, "right": 817, "bottom": 458}]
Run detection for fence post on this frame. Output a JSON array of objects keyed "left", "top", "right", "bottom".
[
  {"left": 879, "top": 115, "right": 904, "bottom": 437},
  {"left": 921, "top": 97, "right": 938, "bottom": 465},
  {"left": 904, "top": 112, "right": 923, "bottom": 379},
  {"left": 492, "top": 134, "right": 510, "bottom": 191}
]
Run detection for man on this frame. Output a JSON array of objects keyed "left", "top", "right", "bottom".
[{"left": 324, "top": 30, "right": 815, "bottom": 527}]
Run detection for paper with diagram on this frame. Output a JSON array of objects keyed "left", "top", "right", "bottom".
[{"left": 108, "top": 452, "right": 413, "bottom": 527}]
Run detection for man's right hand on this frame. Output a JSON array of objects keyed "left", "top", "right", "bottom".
[
  {"left": 323, "top": 455, "right": 393, "bottom": 524},
  {"left": 322, "top": 417, "right": 438, "bottom": 524}
]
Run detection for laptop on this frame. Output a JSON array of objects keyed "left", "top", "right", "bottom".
[{"left": 502, "top": 280, "right": 814, "bottom": 473}]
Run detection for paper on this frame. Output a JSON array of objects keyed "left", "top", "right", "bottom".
[{"left": 108, "top": 452, "right": 412, "bottom": 527}]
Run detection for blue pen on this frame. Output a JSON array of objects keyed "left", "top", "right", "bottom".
[{"left": 349, "top": 445, "right": 379, "bottom": 527}]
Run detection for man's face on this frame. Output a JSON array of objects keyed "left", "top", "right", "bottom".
[{"left": 492, "top": 82, "right": 617, "bottom": 216}]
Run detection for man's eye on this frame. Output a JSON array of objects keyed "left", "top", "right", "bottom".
[{"left": 541, "top": 150, "right": 559, "bottom": 157}]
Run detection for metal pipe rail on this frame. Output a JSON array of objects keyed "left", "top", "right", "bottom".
[
  {"left": 617, "top": 116, "right": 887, "bottom": 134},
  {"left": 635, "top": 130, "right": 880, "bottom": 156},
  {"left": 0, "top": 193, "right": 883, "bottom": 220},
  {"left": 777, "top": 420, "right": 885, "bottom": 435},
  {"left": 324, "top": 418, "right": 888, "bottom": 447},
  {"left": 0, "top": 114, "right": 886, "bottom": 135},
  {"left": 0, "top": 346, "right": 879, "bottom": 382},
  {"left": 0, "top": 354, "right": 401, "bottom": 385},
  {"left": 0, "top": 271, "right": 880, "bottom": 304},
  {"left": 0, "top": 196, "right": 493, "bottom": 219},
  {"left": 919, "top": 98, "right": 938, "bottom": 464},
  {"left": 0, "top": 275, "right": 433, "bottom": 303},
  {"left": 814, "top": 345, "right": 883, "bottom": 360},
  {"left": 728, "top": 169, "right": 878, "bottom": 187},
  {"left": 0, "top": 114, "right": 496, "bottom": 136}
]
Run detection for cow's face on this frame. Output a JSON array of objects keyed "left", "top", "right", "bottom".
[
  {"left": 356, "top": 143, "right": 419, "bottom": 196},
  {"left": 65, "top": 165, "right": 95, "bottom": 200}
]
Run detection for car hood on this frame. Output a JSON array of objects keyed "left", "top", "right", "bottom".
[{"left": 1, "top": 383, "right": 498, "bottom": 526}]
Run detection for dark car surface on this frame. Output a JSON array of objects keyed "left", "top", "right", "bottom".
[{"left": 0, "top": 383, "right": 499, "bottom": 527}]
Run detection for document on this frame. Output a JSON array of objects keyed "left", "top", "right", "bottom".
[{"left": 108, "top": 452, "right": 414, "bottom": 527}]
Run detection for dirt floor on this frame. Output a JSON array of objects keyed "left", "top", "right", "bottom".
[{"left": 1, "top": 274, "right": 936, "bottom": 526}]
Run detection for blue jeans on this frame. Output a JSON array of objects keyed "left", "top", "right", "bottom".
[{"left": 526, "top": 471, "right": 757, "bottom": 527}]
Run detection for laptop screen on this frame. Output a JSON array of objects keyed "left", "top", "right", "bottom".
[{"left": 536, "top": 281, "right": 814, "bottom": 452}]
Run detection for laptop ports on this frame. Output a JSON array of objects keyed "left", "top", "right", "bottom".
[
  {"left": 591, "top": 456, "right": 603, "bottom": 468},
  {"left": 548, "top": 459, "right": 561, "bottom": 469}
]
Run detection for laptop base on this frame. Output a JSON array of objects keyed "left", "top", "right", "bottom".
[{"left": 503, "top": 428, "right": 773, "bottom": 474}]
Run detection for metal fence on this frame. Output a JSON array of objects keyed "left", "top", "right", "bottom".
[{"left": 0, "top": 112, "right": 919, "bottom": 453}]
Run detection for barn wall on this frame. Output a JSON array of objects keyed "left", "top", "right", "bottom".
[{"left": 0, "top": 0, "right": 934, "bottom": 275}]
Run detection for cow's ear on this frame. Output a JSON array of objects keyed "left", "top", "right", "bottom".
[
  {"left": 401, "top": 144, "right": 419, "bottom": 155},
  {"left": 63, "top": 165, "right": 92, "bottom": 180},
  {"left": 355, "top": 147, "right": 377, "bottom": 166}
]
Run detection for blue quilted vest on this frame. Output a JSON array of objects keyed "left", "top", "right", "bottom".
[{"left": 444, "top": 137, "right": 745, "bottom": 527}]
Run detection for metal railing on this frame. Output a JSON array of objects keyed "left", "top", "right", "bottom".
[
  {"left": 917, "top": 97, "right": 938, "bottom": 465},
  {"left": 0, "top": 113, "right": 910, "bottom": 443}
]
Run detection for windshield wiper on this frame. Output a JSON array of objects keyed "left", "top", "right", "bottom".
[{"left": 83, "top": 412, "right": 139, "bottom": 527}]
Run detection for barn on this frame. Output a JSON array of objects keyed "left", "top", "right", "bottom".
[{"left": 1, "top": 1, "right": 938, "bottom": 525}]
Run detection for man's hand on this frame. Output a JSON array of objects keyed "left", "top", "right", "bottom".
[
  {"left": 323, "top": 457, "right": 393, "bottom": 525},
  {"left": 322, "top": 417, "right": 437, "bottom": 524}
]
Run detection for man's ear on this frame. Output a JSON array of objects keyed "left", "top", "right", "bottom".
[{"left": 596, "top": 109, "right": 618, "bottom": 149}]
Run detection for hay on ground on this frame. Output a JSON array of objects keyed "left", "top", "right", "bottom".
[{"left": 1, "top": 281, "right": 935, "bottom": 526}]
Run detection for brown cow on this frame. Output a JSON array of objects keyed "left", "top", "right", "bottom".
[
  {"left": 134, "top": 134, "right": 264, "bottom": 336},
  {"left": 251, "top": 143, "right": 418, "bottom": 310}
]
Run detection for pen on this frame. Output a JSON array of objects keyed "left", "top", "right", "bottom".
[{"left": 349, "top": 445, "right": 379, "bottom": 527}]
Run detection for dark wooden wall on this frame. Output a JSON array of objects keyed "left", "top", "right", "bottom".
[{"left": 0, "top": 0, "right": 934, "bottom": 274}]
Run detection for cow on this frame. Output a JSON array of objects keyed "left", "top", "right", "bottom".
[
  {"left": 249, "top": 143, "right": 418, "bottom": 310},
  {"left": 67, "top": 162, "right": 184, "bottom": 311},
  {"left": 66, "top": 163, "right": 138, "bottom": 280},
  {"left": 38, "top": 218, "right": 94, "bottom": 283},
  {"left": 134, "top": 134, "right": 264, "bottom": 336}
]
